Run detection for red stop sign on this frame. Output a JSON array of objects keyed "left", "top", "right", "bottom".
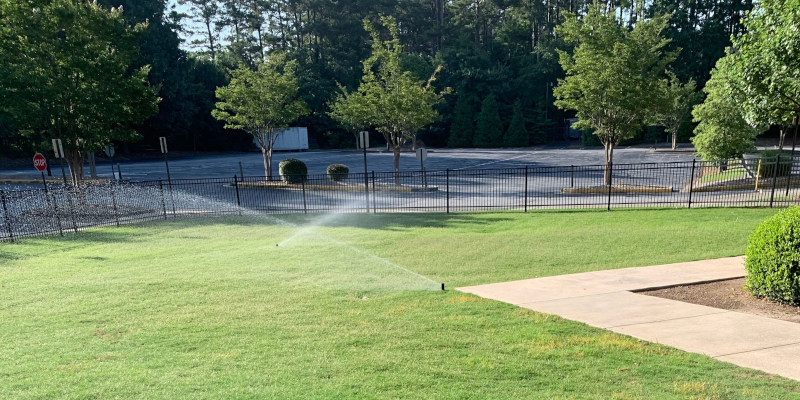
[{"left": 33, "top": 153, "right": 47, "bottom": 172}]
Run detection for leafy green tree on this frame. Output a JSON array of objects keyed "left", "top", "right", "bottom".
[
  {"left": 503, "top": 100, "right": 529, "bottom": 147},
  {"left": 212, "top": 54, "right": 309, "bottom": 178},
  {"left": 0, "top": 0, "right": 159, "bottom": 184},
  {"left": 331, "top": 16, "right": 445, "bottom": 183},
  {"left": 691, "top": 56, "right": 761, "bottom": 161},
  {"left": 653, "top": 72, "right": 701, "bottom": 149},
  {"left": 474, "top": 94, "right": 503, "bottom": 148},
  {"left": 729, "top": 0, "right": 800, "bottom": 151},
  {"left": 554, "top": 5, "right": 676, "bottom": 184},
  {"left": 329, "top": 83, "right": 374, "bottom": 148},
  {"left": 447, "top": 94, "right": 475, "bottom": 148}
]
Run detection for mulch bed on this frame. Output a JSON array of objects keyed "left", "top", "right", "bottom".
[{"left": 640, "top": 277, "right": 800, "bottom": 324}]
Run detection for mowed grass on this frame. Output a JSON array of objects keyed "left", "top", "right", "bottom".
[{"left": 2, "top": 208, "right": 799, "bottom": 399}]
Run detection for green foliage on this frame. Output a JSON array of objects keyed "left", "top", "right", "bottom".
[
  {"left": 278, "top": 158, "right": 308, "bottom": 183},
  {"left": 581, "top": 130, "right": 603, "bottom": 147},
  {"left": 474, "top": 94, "right": 502, "bottom": 148},
  {"left": 0, "top": 0, "right": 159, "bottom": 183},
  {"left": 213, "top": 54, "right": 309, "bottom": 177},
  {"left": 554, "top": 4, "right": 676, "bottom": 181},
  {"left": 503, "top": 100, "right": 529, "bottom": 147},
  {"left": 730, "top": 0, "right": 800, "bottom": 142},
  {"left": 326, "top": 164, "right": 349, "bottom": 181},
  {"left": 447, "top": 94, "right": 475, "bottom": 148},
  {"left": 746, "top": 207, "right": 800, "bottom": 305},
  {"left": 691, "top": 56, "right": 760, "bottom": 161},
  {"left": 329, "top": 16, "right": 445, "bottom": 181},
  {"left": 652, "top": 72, "right": 702, "bottom": 149}
]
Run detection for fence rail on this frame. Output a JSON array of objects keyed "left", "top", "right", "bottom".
[{"left": 2, "top": 155, "right": 800, "bottom": 241}]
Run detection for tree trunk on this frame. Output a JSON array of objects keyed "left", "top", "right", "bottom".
[
  {"left": 603, "top": 142, "right": 614, "bottom": 186},
  {"left": 393, "top": 146, "right": 401, "bottom": 185},
  {"left": 261, "top": 146, "right": 270, "bottom": 179},
  {"left": 671, "top": 130, "right": 677, "bottom": 150},
  {"left": 779, "top": 126, "right": 788, "bottom": 151},
  {"left": 89, "top": 152, "right": 97, "bottom": 179}
]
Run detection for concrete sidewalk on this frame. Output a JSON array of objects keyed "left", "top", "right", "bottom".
[{"left": 457, "top": 256, "right": 800, "bottom": 381}]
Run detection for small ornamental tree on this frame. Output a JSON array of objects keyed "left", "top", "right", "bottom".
[
  {"left": 730, "top": 0, "right": 800, "bottom": 151},
  {"left": 213, "top": 54, "right": 309, "bottom": 178},
  {"left": 554, "top": 5, "right": 676, "bottom": 184},
  {"left": 691, "top": 56, "right": 761, "bottom": 161},
  {"left": 474, "top": 93, "right": 502, "bottom": 147},
  {"left": 447, "top": 94, "right": 475, "bottom": 148},
  {"left": 653, "top": 72, "right": 701, "bottom": 150},
  {"left": 503, "top": 100, "right": 529, "bottom": 147},
  {"left": 330, "top": 16, "right": 446, "bottom": 184}
]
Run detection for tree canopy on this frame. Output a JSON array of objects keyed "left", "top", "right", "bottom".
[
  {"left": 212, "top": 54, "right": 308, "bottom": 178},
  {"left": 0, "top": 0, "right": 159, "bottom": 183},
  {"left": 554, "top": 4, "right": 676, "bottom": 184}
]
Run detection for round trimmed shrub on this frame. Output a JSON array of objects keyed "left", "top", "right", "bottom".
[
  {"left": 745, "top": 206, "right": 800, "bottom": 305},
  {"left": 327, "top": 164, "right": 349, "bottom": 182},
  {"left": 279, "top": 158, "right": 307, "bottom": 184}
]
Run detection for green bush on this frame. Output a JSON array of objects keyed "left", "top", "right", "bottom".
[
  {"left": 745, "top": 206, "right": 800, "bottom": 305},
  {"left": 327, "top": 164, "right": 349, "bottom": 181},
  {"left": 279, "top": 158, "right": 308, "bottom": 183},
  {"left": 757, "top": 150, "right": 793, "bottom": 178}
]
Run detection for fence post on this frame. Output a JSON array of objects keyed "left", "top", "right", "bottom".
[
  {"left": 233, "top": 175, "right": 242, "bottom": 215},
  {"left": 158, "top": 180, "right": 167, "bottom": 220},
  {"left": 446, "top": 169, "right": 450, "bottom": 214},
  {"left": 1, "top": 190, "right": 13, "bottom": 242},
  {"left": 607, "top": 162, "right": 613, "bottom": 211},
  {"left": 371, "top": 171, "right": 377, "bottom": 214},
  {"left": 687, "top": 159, "right": 696, "bottom": 209},
  {"left": 64, "top": 184, "right": 78, "bottom": 233},
  {"left": 787, "top": 155, "right": 796, "bottom": 198},
  {"left": 301, "top": 178, "right": 308, "bottom": 214},
  {"left": 109, "top": 181, "right": 120, "bottom": 227},
  {"left": 570, "top": 165, "right": 575, "bottom": 188},
  {"left": 47, "top": 182, "right": 64, "bottom": 236},
  {"left": 770, "top": 154, "right": 780, "bottom": 208},
  {"left": 364, "top": 170, "right": 370, "bottom": 213},
  {"left": 523, "top": 166, "right": 529, "bottom": 212}
]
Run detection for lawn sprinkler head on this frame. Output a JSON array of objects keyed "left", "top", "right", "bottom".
[{"left": 441, "top": 283, "right": 445, "bottom": 291}]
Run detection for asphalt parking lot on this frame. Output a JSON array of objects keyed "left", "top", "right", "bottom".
[{"left": 0, "top": 145, "right": 697, "bottom": 186}]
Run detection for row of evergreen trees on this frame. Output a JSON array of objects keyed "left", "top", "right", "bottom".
[{"left": 448, "top": 95, "right": 547, "bottom": 149}]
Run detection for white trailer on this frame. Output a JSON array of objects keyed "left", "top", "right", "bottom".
[{"left": 253, "top": 127, "right": 309, "bottom": 151}]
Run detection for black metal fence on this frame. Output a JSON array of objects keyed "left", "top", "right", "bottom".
[{"left": 2, "top": 155, "right": 799, "bottom": 241}]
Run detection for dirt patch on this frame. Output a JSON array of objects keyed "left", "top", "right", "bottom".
[{"left": 640, "top": 278, "right": 800, "bottom": 324}]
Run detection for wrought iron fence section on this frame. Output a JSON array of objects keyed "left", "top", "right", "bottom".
[{"left": 2, "top": 155, "right": 800, "bottom": 241}]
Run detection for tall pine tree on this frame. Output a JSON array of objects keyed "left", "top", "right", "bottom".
[
  {"left": 473, "top": 93, "right": 503, "bottom": 147},
  {"left": 447, "top": 94, "right": 475, "bottom": 147},
  {"left": 503, "top": 100, "right": 529, "bottom": 147}
]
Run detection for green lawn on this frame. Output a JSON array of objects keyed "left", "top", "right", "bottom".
[{"left": 2, "top": 208, "right": 799, "bottom": 399}]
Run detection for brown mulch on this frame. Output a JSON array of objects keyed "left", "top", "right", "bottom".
[{"left": 640, "top": 278, "right": 800, "bottom": 324}]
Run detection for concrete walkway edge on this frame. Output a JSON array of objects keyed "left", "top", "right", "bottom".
[{"left": 457, "top": 256, "right": 800, "bottom": 381}]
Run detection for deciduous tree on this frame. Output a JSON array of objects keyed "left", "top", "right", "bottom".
[
  {"left": 554, "top": 5, "right": 676, "bottom": 184},
  {"left": 0, "top": 0, "right": 159, "bottom": 185},
  {"left": 212, "top": 54, "right": 309, "bottom": 178}
]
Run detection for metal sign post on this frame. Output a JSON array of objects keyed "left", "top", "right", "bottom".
[
  {"left": 51, "top": 138, "right": 77, "bottom": 233},
  {"left": 359, "top": 131, "right": 370, "bottom": 212},
  {"left": 33, "top": 153, "right": 48, "bottom": 191},
  {"left": 52, "top": 139, "right": 68, "bottom": 185},
  {"left": 104, "top": 145, "right": 116, "bottom": 180},
  {"left": 159, "top": 137, "right": 171, "bottom": 182},
  {"left": 416, "top": 148, "right": 428, "bottom": 188},
  {"left": 159, "top": 137, "right": 176, "bottom": 216}
]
